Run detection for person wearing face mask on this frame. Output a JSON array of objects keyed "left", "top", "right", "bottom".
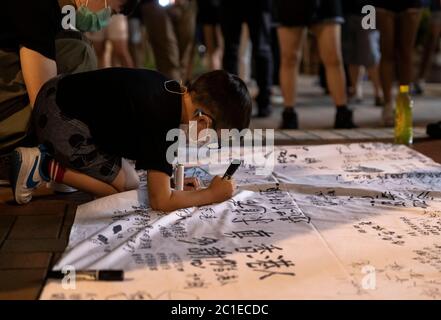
[
  {"left": 9, "top": 68, "right": 252, "bottom": 211},
  {"left": 0, "top": 0, "right": 139, "bottom": 156}
]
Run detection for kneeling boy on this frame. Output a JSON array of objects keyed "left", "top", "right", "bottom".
[{"left": 11, "top": 68, "right": 252, "bottom": 211}]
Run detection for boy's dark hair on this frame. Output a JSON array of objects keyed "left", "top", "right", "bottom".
[
  {"left": 188, "top": 71, "right": 252, "bottom": 131},
  {"left": 121, "top": 0, "right": 140, "bottom": 16}
]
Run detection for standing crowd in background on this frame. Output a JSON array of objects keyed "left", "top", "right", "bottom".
[
  {"left": 85, "top": 0, "right": 441, "bottom": 130},
  {"left": 2, "top": 0, "right": 439, "bottom": 148}
]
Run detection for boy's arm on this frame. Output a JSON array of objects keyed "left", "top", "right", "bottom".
[
  {"left": 148, "top": 170, "right": 235, "bottom": 212},
  {"left": 20, "top": 47, "right": 57, "bottom": 107}
]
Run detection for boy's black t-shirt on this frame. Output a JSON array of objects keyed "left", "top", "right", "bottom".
[
  {"left": 0, "top": 0, "right": 61, "bottom": 59},
  {"left": 56, "top": 68, "right": 182, "bottom": 177}
]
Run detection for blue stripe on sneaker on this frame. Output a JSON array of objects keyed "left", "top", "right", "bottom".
[
  {"left": 38, "top": 145, "right": 50, "bottom": 182},
  {"left": 26, "top": 156, "right": 40, "bottom": 189}
]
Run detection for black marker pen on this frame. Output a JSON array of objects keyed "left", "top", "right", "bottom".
[
  {"left": 47, "top": 270, "right": 124, "bottom": 282},
  {"left": 223, "top": 160, "right": 242, "bottom": 180}
]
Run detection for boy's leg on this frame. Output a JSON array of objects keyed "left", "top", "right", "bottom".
[
  {"left": 11, "top": 146, "right": 139, "bottom": 204},
  {"left": 56, "top": 158, "right": 139, "bottom": 197},
  {"left": 11, "top": 75, "right": 139, "bottom": 204}
]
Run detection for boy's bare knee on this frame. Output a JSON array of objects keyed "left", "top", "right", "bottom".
[
  {"left": 113, "top": 159, "right": 140, "bottom": 192},
  {"left": 122, "top": 159, "right": 140, "bottom": 191}
]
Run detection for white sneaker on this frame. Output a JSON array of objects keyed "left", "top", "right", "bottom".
[{"left": 10, "top": 146, "right": 49, "bottom": 205}]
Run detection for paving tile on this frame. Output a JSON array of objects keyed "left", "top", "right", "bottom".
[
  {"left": 1, "top": 239, "right": 69, "bottom": 253},
  {"left": 0, "top": 269, "right": 47, "bottom": 300},
  {"left": 0, "top": 253, "right": 52, "bottom": 269},
  {"left": 8, "top": 214, "right": 64, "bottom": 240},
  {"left": 59, "top": 207, "right": 78, "bottom": 242},
  {"left": 414, "top": 127, "right": 429, "bottom": 138},
  {"left": 357, "top": 128, "right": 393, "bottom": 139},
  {"left": 0, "top": 201, "right": 68, "bottom": 216},
  {"left": 281, "top": 130, "right": 321, "bottom": 141},
  {"left": 0, "top": 216, "right": 16, "bottom": 247},
  {"left": 414, "top": 141, "right": 441, "bottom": 164},
  {"left": 306, "top": 130, "right": 345, "bottom": 140},
  {"left": 333, "top": 130, "right": 373, "bottom": 140},
  {"left": 273, "top": 130, "right": 294, "bottom": 143}
]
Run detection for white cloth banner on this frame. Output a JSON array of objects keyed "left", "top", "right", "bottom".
[{"left": 41, "top": 144, "right": 441, "bottom": 300}]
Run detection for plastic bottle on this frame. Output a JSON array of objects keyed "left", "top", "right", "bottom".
[{"left": 395, "top": 85, "right": 413, "bottom": 145}]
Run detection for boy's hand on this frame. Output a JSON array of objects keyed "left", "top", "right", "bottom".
[
  {"left": 208, "top": 176, "right": 236, "bottom": 204},
  {"left": 184, "top": 177, "right": 201, "bottom": 191}
]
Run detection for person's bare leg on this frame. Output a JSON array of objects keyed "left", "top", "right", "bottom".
[
  {"left": 174, "top": 2, "right": 197, "bottom": 82},
  {"left": 214, "top": 25, "right": 224, "bottom": 70},
  {"left": 238, "top": 24, "right": 251, "bottom": 83},
  {"left": 112, "top": 40, "right": 135, "bottom": 68},
  {"left": 203, "top": 25, "right": 223, "bottom": 71},
  {"left": 398, "top": 9, "right": 422, "bottom": 85},
  {"left": 377, "top": 9, "right": 396, "bottom": 106},
  {"left": 348, "top": 64, "right": 361, "bottom": 98},
  {"left": 314, "top": 23, "right": 356, "bottom": 128},
  {"left": 59, "top": 160, "right": 139, "bottom": 198},
  {"left": 278, "top": 26, "right": 305, "bottom": 129},
  {"left": 277, "top": 27, "right": 306, "bottom": 109},
  {"left": 92, "top": 40, "right": 107, "bottom": 69},
  {"left": 367, "top": 64, "right": 383, "bottom": 103},
  {"left": 314, "top": 23, "right": 347, "bottom": 107},
  {"left": 418, "top": 21, "right": 441, "bottom": 83},
  {"left": 61, "top": 169, "right": 119, "bottom": 197},
  {"left": 376, "top": 8, "right": 396, "bottom": 125}
]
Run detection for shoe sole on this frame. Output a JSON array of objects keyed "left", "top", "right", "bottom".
[{"left": 10, "top": 148, "right": 39, "bottom": 205}]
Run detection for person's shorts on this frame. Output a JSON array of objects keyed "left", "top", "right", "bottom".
[
  {"left": 32, "top": 76, "right": 121, "bottom": 184},
  {"left": 374, "top": 0, "right": 422, "bottom": 13},
  {"left": 343, "top": 15, "right": 381, "bottom": 68},
  {"left": 275, "top": 0, "right": 344, "bottom": 27},
  {"left": 87, "top": 14, "right": 129, "bottom": 42},
  {"left": 197, "top": 0, "right": 221, "bottom": 25}
]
